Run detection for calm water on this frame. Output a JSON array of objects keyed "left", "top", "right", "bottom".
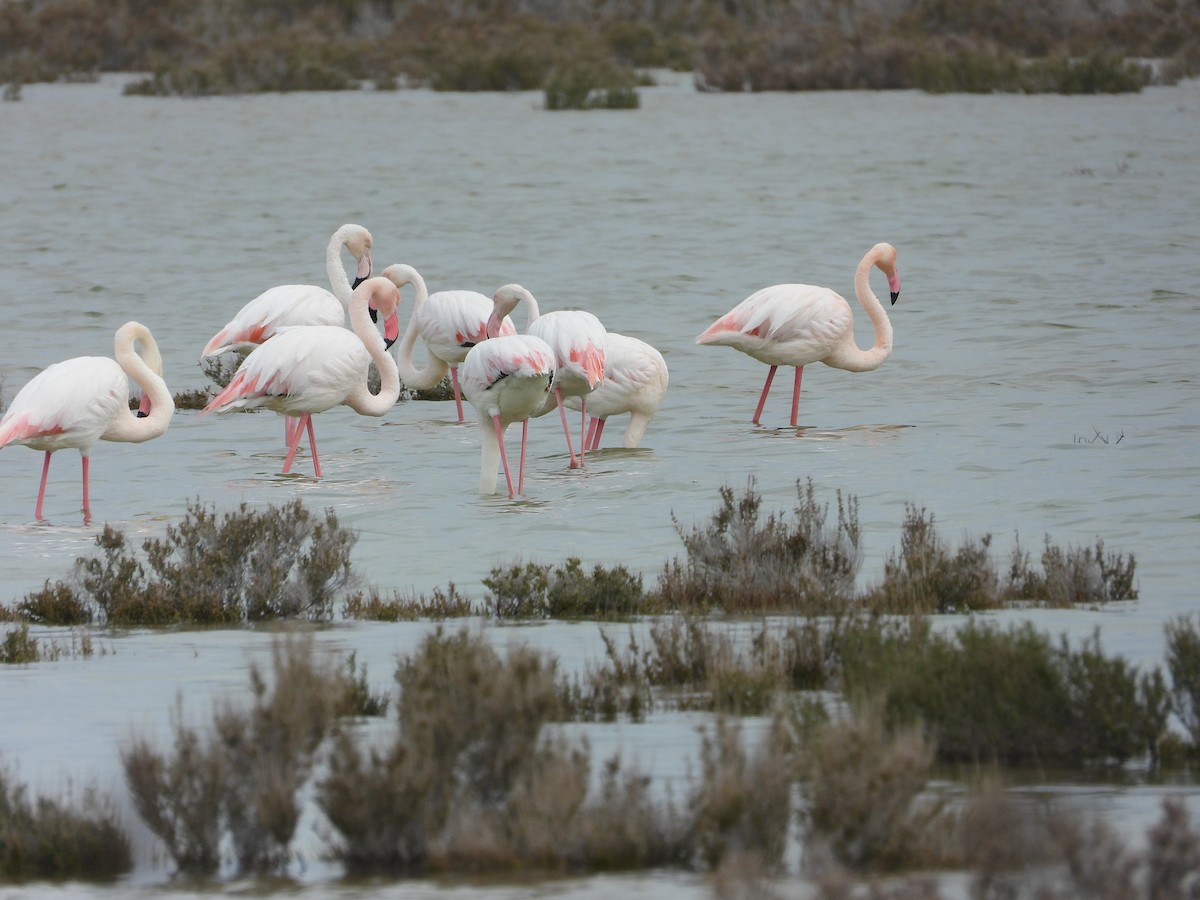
[{"left": 0, "top": 72, "right": 1198, "bottom": 895}]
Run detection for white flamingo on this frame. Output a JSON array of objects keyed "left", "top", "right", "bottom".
[
  {"left": 460, "top": 286, "right": 555, "bottom": 498},
  {"left": 696, "top": 242, "right": 901, "bottom": 426},
  {"left": 0, "top": 321, "right": 174, "bottom": 522},
  {"left": 527, "top": 305, "right": 608, "bottom": 469},
  {"left": 563, "top": 332, "right": 668, "bottom": 450},
  {"left": 200, "top": 223, "right": 378, "bottom": 445},
  {"left": 202, "top": 276, "right": 402, "bottom": 477}
]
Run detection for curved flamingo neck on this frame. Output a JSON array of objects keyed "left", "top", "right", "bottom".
[
  {"left": 326, "top": 224, "right": 364, "bottom": 309},
  {"left": 831, "top": 248, "right": 893, "bottom": 373},
  {"left": 101, "top": 322, "right": 174, "bottom": 443},
  {"left": 345, "top": 280, "right": 401, "bottom": 415},
  {"left": 389, "top": 265, "right": 450, "bottom": 390}
]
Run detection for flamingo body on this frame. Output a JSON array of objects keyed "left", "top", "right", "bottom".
[
  {"left": 0, "top": 322, "right": 173, "bottom": 521},
  {"left": 203, "top": 276, "right": 402, "bottom": 477},
  {"left": 527, "top": 309, "right": 608, "bottom": 468},
  {"left": 696, "top": 242, "right": 901, "bottom": 426},
  {"left": 460, "top": 334, "right": 556, "bottom": 497},
  {"left": 563, "top": 332, "right": 668, "bottom": 450}
]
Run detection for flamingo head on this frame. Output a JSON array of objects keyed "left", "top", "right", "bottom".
[
  {"left": 488, "top": 284, "right": 532, "bottom": 338},
  {"left": 344, "top": 224, "right": 374, "bottom": 288},
  {"left": 872, "top": 242, "right": 901, "bottom": 305},
  {"left": 359, "top": 276, "right": 402, "bottom": 348}
]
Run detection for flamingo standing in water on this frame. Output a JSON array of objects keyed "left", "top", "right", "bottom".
[
  {"left": 0, "top": 321, "right": 174, "bottom": 522},
  {"left": 696, "top": 242, "right": 901, "bottom": 426},
  {"left": 200, "top": 223, "right": 381, "bottom": 445},
  {"left": 460, "top": 285, "right": 555, "bottom": 498},
  {"left": 383, "top": 266, "right": 542, "bottom": 422},
  {"left": 527, "top": 303, "right": 607, "bottom": 469},
  {"left": 563, "top": 332, "right": 668, "bottom": 450},
  {"left": 202, "top": 276, "right": 402, "bottom": 477}
]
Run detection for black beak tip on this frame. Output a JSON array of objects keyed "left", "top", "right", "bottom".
[
  {"left": 352, "top": 275, "right": 367, "bottom": 291},
  {"left": 369, "top": 308, "right": 379, "bottom": 324},
  {"left": 890, "top": 291, "right": 900, "bottom": 305},
  {"left": 384, "top": 336, "right": 396, "bottom": 350},
  {"left": 136, "top": 410, "right": 149, "bottom": 418}
]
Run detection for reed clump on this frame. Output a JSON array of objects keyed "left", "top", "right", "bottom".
[
  {"left": 13, "top": 499, "right": 356, "bottom": 626},
  {"left": 0, "top": 766, "right": 131, "bottom": 881},
  {"left": 341, "top": 583, "right": 475, "bottom": 621}
]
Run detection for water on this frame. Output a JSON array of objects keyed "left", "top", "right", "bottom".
[{"left": 0, "top": 73, "right": 1198, "bottom": 894}]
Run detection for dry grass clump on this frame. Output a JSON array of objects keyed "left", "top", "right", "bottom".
[
  {"left": 839, "top": 620, "right": 1168, "bottom": 767},
  {"left": 483, "top": 558, "right": 653, "bottom": 619},
  {"left": 13, "top": 499, "right": 356, "bottom": 626},
  {"left": 1006, "top": 534, "right": 1138, "bottom": 605},
  {"left": 0, "top": 766, "right": 131, "bottom": 881},
  {"left": 320, "top": 626, "right": 691, "bottom": 875},
  {"left": 122, "top": 635, "right": 377, "bottom": 877},
  {"left": 341, "top": 583, "right": 475, "bottom": 621},
  {"left": 657, "top": 478, "right": 861, "bottom": 615}
]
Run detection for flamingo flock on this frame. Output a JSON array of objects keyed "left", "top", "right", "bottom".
[{"left": 0, "top": 224, "right": 903, "bottom": 520}]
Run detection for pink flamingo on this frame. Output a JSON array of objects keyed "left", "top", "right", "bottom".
[
  {"left": 527, "top": 304, "right": 607, "bottom": 469},
  {"left": 563, "top": 332, "right": 668, "bottom": 450},
  {"left": 696, "top": 242, "right": 901, "bottom": 426},
  {"left": 202, "top": 276, "right": 402, "bottom": 477},
  {"left": 0, "top": 321, "right": 174, "bottom": 522},
  {"left": 200, "top": 224, "right": 382, "bottom": 445},
  {"left": 459, "top": 286, "right": 555, "bottom": 498}
]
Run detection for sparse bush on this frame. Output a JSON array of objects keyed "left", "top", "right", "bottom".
[
  {"left": 22, "top": 499, "right": 357, "bottom": 626},
  {"left": 0, "top": 624, "right": 39, "bottom": 664},
  {"left": 1007, "top": 534, "right": 1138, "bottom": 605},
  {"left": 544, "top": 58, "right": 639, "bottom": 110},
  {"left": 1165, "top": 614, "right": 1200, "bottom": 748},
  {"left": 0, "top": 766, "right": 131, "bottom": 880},
  {"left": 799, "top": 703, "right": 943, "bottom": 873},
  {"left": 123, "top": 635, "right": 372, "bottom": 876},
  {"left": 656, "top": 478, "right": 861, "bottom": 614},
  {"left": 483, "top": 558, "right": 651, "bottom": 619}
]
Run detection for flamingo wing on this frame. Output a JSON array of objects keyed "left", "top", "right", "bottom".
[
  {"left": 0, "top": 357, "right": 126, "bottom": 452},
  {"left": 696, "top": 283, "right": 852, "bottom": 366},
  {"left": 570, "top": 333, "right": 668, "bottom": 419},
  {"left": 201, "top": 284, "right": 344, "bottom": 357},
  {"left": 527, "top": 310, "right": 608, "bottom": 392},
  {"left": 203, "top": 326, "right": 368, "bottom": 416},
  {"left": 417, "top": 290, "right": 518, "bottom": 365}
]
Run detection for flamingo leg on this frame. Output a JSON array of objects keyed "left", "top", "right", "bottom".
[
  {"left": 590, "top": 418, "right": 606, "bottom": 451},
  {"left": 284, "top": 416, "right": 301, "bottom": 447},
  {"left": 790, "top": 366, "right": 805, "bottom": 427},
  {"left": 579, "top": 400, "right": 588, "bottom": 468},
  {"left": 752, "top": 365, "right": 778, "bottom": 425},
  {"left": 518, "top": 419, "right": 529, "bottom": 496},
  {"left": 554, "top": 387, "right": 580, "bottom": 469},
  {"left": 450, "top": 367, "right": 465, "bottom": 423},
  {"left": 306, "top": 415, "right": 322, "bottom": 478},
  {"left": 80, "top": 455, "right": 91, "bottom": 523},
  {"left": 493, "top": 415, "right": 515, "bottom": 498},
  {"left": 35, "top": 451, "right": 52, "bottom": 521},
  {"left": 281, "top": 413, "right": 308, "bottom": 474}
]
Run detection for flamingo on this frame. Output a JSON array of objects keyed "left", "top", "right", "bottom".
[
  {"left": 562, "top": 332, "right": 668, "bottom": 450},
  {"left": 696, "top": 242, "right": 901, "bottom": 426},
  {"left": 0, "top": 321, "right": 174, "bottom": 522},
  {"left": 200, "top": 223, "right": 382, "bottom": 446},
  {"left": 202, "top": 276, "right": 402, "bottom": 477},
  {"left": 526, "top": 305, "right": 608, "bottom": 469},
  {"left": 459, "top": 286, "right": 555, "bottom": 498},
  {"left": 383, "top": 266, "right": 540, "bottom": 421}
]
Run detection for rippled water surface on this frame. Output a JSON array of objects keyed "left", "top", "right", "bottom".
[{"left": 0, "top": 73, "right": 1197, "bottom": 895}]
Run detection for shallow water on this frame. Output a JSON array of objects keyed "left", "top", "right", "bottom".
[{"left": 0, "top": 73, "right": 1198, "bottom": 894}]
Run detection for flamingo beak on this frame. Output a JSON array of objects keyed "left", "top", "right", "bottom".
[
  {"left": 382, "top": 312, "right": 400, "bottom": 349},
  {"left": 136, "top": 393, "right": 152, "bottom": 418},
  {"left": 887, "top": 270, "right": 901, "bottom": 305},
  {"left": 352, "top": 251, "right": 373, "bottom": 291}
]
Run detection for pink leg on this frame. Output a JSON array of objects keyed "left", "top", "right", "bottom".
[
  {"left": 493, "top": 415, "right": 515, "bottom": 498},
  {"left": 35, "top": 451, "right": 52, "bottom": 521},
  {"left": 752, "top": 365, "right": 778, "bottom": 425},
  {"left": 517, "top": 419, "right": 529, "bottom": 496},
  {"left": 554, "top": 388, "right": 580, "bottom": 469},
  {"left": 81, "top": 455, "right": 91, "bottom": 523},
  {"left": 284, "top": 416, "right": 298, "bottom": 446},
  {"left": 578, "top": 401, "right": 588, "bottom": 468},
  {"left": 790, "top": 366, "right": 804, "bottom": 427},
  {"left": 450, "top": 367, "right": 465, "bottom": 423},
  {"left": 306, "top": 416, "right": 322, "bottom": 478},
  {"left": 281, "top": 413, "right": 307, "bottom": 474},
  {"left": 590, "top": 418, "right": 606, "bottom": 451}
]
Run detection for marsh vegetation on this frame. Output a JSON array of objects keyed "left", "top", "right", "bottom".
[
  {"left": 2, "top": 0, "right": 1196, "bottom": 97},
  {"left": 0, "top": 484, "right": 1193, "bottom": 888}
]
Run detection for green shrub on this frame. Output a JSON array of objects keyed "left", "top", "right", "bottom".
[
  {"left": 483, "top": 558, "right": 651, "bottom": 619},
  {"left": 545, "top": 58, "right": 640, "bottom": 110},
  {"left": 1165, "top": 615, "right": 1200, "bottom": 748},
  {"left": 341, "top": 583, "right": 475, "bottom": 621},
  {"left": 0, "top": 625, "right": 39, "bottom": 664}
]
